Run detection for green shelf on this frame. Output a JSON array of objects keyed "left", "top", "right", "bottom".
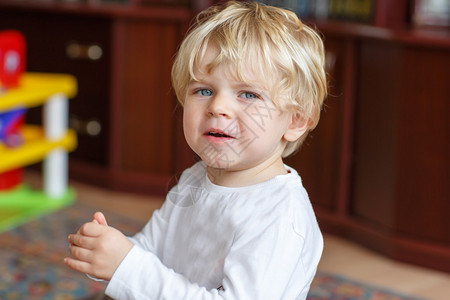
[{"left": 0, "top": 185, "right": 75, "bottom": 233}]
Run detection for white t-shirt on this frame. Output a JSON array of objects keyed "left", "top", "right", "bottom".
[{"left": 105, "top": 161, "right": 323, "bottom": 299}]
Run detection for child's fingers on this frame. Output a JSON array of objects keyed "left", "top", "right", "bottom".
[
  {"left": 68, "top": 233, "right": 96, "bottom": 250},
  {"left": 64, "top": 257, "right": 92, "bottom": 274},
  {"left": 93, "top": 211, "right": 108, "bottom": 226},
  {"left": 78, "top": 222, "right": 107, "bottom": 237},
  {"left": 69, "top": 244, "right": 93, "bottom": 262}
]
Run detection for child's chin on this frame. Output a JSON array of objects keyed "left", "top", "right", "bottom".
[
  {"left": 204, "top": 161, "right": 231, "bottom": 170},
  {"left": 202, "top": 156, "right": 235, "bottom": 170}
]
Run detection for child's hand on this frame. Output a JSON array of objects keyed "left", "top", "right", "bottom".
[
  {"left": 92, "top": 211, "right": 108, "bottom": 226},
  {"left": 64, "top": 213, "right": 133, "bottom": 281}
]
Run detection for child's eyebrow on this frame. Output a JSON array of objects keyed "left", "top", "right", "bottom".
[
  {"left": 188, "top": 79, "right": 203, "bottom": 85},
  {"left": 233, "top": 82, "right": 269, "bottom": 95}
]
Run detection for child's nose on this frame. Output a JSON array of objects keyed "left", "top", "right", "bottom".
[{"left": 206, "top": 93, "right": 232, "bottom": 118}]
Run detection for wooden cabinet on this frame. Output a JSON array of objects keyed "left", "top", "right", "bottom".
[
  {"left": 0, "top": 12, "right": 113, "bottom": 166},
  {"left": 285, "top": 2, "right": 450, "bottom": 272},
  {"left": 350, "top": 39, "right": 450, "bottom": 270},
  {"left": 293, "top": 29, "right": 449, "bottom": 274},
  {"left": 0, "top": 2, "right": 192, "bottom": 194}
]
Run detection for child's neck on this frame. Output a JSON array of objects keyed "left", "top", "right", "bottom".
[{"left": 206, "top": 157, "right": 287, "bottom": 187}]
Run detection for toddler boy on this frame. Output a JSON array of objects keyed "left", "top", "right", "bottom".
[{"left": 65, "top": 1, "right": 327, "bottom": 299}]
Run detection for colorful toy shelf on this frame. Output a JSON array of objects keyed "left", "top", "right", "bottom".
[
  {"left": 0, "top": 72, "right": 78, "bottom": 232},
  {"left": 0, "top": 125, "right": 77, "bottom": 172}
]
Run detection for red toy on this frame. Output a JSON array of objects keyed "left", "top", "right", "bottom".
[
  {"left": 0, "top": 30, "right": 27, "bottom": 190},
  {"left": 0, "top": 30, "right": 26, "bottom": 88}
]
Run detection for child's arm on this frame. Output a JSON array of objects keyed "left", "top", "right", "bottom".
[
  {"left": 64, "top": 213, "right": 133, "bottom": 281},
  {"left": 104, "top": 203, "right": 321, "bottom": 299}
]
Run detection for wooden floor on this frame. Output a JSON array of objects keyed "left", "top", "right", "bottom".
[{"left": 30, "top": 174, "right": 450, "bottom": 300}]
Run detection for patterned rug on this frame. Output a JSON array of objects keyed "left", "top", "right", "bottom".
[{"left": 0, "top": 201, "right": 427, "bottom": 300}]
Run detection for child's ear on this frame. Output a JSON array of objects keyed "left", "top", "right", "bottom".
[{"left": 284, "top": 112, "right": 310, "bottom": 142}]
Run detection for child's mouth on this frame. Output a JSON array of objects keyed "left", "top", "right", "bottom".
[
  {"left": 207, "top": 132, "right": 232, "bottom": 138},
  {"left": 203, "top": 129, "right": 235, "bottom": 141}
]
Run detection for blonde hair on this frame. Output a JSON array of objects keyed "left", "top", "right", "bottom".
[{"left": 171, "top": 1, "right": 327, "bottom": 157}]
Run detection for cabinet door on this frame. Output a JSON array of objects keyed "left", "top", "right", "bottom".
[
  {"left": 285, "top": 36, "right": 347, "bottom": 212},
  {"left": 352, "top": 40, "right": 450, "bottom": 244},
  {"left": 114, "top": 20, "right": 181, "bottom": 175},
  {"left": 351, "top": 41, "right": 402, "bottom": 230},
  {"left": 0, "top": 11, "right": 111, "bottom": 167},
  {"left": 395, "top": 46, "right": 450, "bottom": 244}
]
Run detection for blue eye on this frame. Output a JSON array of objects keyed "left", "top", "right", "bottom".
[
  {"left": 197, "top": 89, "right": 213, "bottom": 96},
  {"left": 240, "top": 92, "right": 258, "bottom": 99}
]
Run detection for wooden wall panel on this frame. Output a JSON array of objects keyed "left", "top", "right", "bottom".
[
  {"left": 119, "top": 21, "right": 179, "bottom": 174},
  {"left": 350, "top": 41, "right": 403, "bottom": 230},
  {"left": 395, "top": 46, "right": 450, "bottom": 244}
]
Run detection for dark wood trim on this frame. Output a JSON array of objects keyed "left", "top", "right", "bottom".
[
  {"left": 336, "top": 38, "right": 357, "bottom": 218},
  {"left": 109, "top": 19, "right": 126, "bottom": 172},
  {"left": 0, "top": 0, "right": 192, "bottom": 20},
  {"left": 316, "top": 208, "right": 450, "bottom": 273},
  {"left": 314, "top": 21, "right": 450, "bottom": 49},
  {"left": 374, "top": 0, "right": 409, "bottom": 28}
]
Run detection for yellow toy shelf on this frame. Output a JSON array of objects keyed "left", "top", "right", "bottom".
[
  {"left": 0, "top": 72, "right": 77, "bottom": 111},
  {"left": 0, "top": 72, "right": 78, "bottom": 232},
  {"left": 0, "top": 125, "right": 77, "bottom": 173}
]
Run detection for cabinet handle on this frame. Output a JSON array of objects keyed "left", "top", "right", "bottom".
[
  {"left": 66, "top": 42, "right": 103, "bottom": 61},
  {"left": 69, "top": 115, "right": 102, "bottom": 136}
]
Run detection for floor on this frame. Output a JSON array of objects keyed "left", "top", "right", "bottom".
[{"left": 29, "top": 173, "right": 450, "bottom": 300}]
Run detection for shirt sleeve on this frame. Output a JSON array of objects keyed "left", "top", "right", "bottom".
[
  {"left": 105, "top": 201, "right": 322, "bottom": 300},
  {"left": 127, "top": 200, "right": 170, "bottom": 256},
  {"left": 219, "top": 207, "right": 319, "bottom": 300}
]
